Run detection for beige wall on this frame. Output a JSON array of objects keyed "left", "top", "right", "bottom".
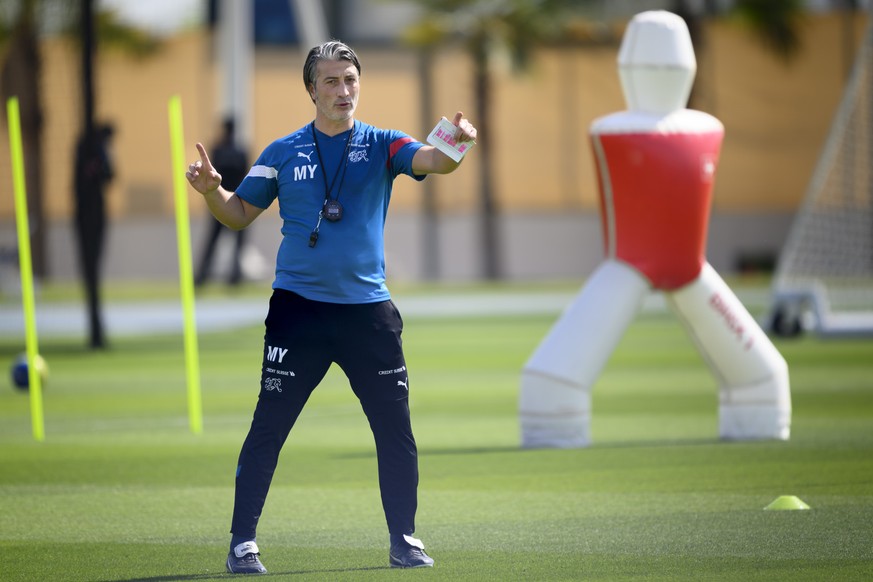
[
  {"left": 708, "top": 12, "right": 867, "bottom": 210},
  {"left": 0, "top": 12, "right": 867, "bottom": 222}
]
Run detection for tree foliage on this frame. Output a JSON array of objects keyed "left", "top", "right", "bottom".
[{"left": 734, "top": 0, "right": 804, "bottom": 61}]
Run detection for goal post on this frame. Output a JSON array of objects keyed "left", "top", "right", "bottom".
[{"left": 768, "top": 17, "right": 873, "bottom": 338}]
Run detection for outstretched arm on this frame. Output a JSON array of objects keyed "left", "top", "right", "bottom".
[
  {"left": 412, "top": 111, "right": 478, "bottom": 175},
  {"left": 186, "top": 143, "right": 263, "bottom": 230}
]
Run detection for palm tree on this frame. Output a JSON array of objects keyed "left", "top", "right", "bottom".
[
  {"left": 404, "top": 0, "right": 805, "bottom": 281},
  {"left": 732, "top": 0, "right": 804, "bottom": 60},
  {"left": 1, "top": 0, "right": 160, "bottom": 348},
  {"left": 404, "top": 0, "right": 595, "bottom": 280},
  {"left": 1, "top": 0, "right": 45, "bottom": 276},
  {"left": 674, "top": 0, "right": 804, "bottom": 110},
  {"left": 0, "top": 0, "right": 160, "bottom": 278}
]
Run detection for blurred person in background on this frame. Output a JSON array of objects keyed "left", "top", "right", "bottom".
[
  {"left": 195, "top": 117, "right": 249, "bottom": 287},
  {"left": 73, "top": 121, "right": 115, "bottom": 349}
]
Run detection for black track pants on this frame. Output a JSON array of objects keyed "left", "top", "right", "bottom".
[{"left": 230, "top": 289, "right": 419, "bottom": 538}]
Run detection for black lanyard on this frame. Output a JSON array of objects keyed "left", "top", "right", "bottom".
[
  {"left": 309, "top": 122, "right": 354, "bottom": 247},
  {"left": 311, "top": 121, "right": 353, "bottom": 208}
]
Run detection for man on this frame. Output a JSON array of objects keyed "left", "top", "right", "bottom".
[
  {"left": 74, "top": 122, "right": 115, "bottom": 349},
  {"left": 186, "top": 40, "right": 477, "bottom": 574},
  {"left": 195, "top": 117, "right": 249, "bottom": 287}
]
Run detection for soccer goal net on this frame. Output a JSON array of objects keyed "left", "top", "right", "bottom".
[{"left": 768, "top": 17, "right": 873, "bottom": 338}]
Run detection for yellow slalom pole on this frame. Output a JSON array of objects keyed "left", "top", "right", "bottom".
[
  {"left": 167, "top": 95, "right": 203, "bottom": 435},
  {"left": 6, "top": 97, "right": 45, "bottom": 442}
]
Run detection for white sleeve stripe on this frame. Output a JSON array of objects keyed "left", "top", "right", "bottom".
[{"left": 247, "top": 165, "right": 278, "bottom": 179}]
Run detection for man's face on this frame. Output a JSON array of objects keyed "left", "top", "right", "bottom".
[{"left": 310, "top": 59, "right": 360, "bottom": 124}]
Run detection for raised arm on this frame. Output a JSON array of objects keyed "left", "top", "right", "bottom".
[
  {"left": 412, "top": 111, "right": 478, "bottom": 175},
  {"left": 186, "top": 143, "right": 263, "bottom": 230}
]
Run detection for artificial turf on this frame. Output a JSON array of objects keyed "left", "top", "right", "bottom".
[{"left": 0, "top": 289, "right": 871, "bottom": 581}]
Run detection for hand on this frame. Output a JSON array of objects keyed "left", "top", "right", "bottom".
[
  {"left": 186, "top": 143, "right": 222, "bottom": 195},
  {"left": 450, "top": 111, "right": 477, "bottom": 143}
]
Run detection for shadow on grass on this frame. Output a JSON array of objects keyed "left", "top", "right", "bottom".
[
  {"left": 338, "top": 438, "right": 723, "bottom": 459},
  {"left": 103, "top": 565, "right": 390, "bottom": 581},
  {"left": 442, "top": 438, "right": 725, "bottom": 455}
]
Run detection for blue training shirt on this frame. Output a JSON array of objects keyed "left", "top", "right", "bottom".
[{"left": 235, "top": 120, "right": 425, "bottom": 304}]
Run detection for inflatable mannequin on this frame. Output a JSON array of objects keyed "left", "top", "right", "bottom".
[{"left": 519, "top": 11, "right": 791, "bottom": 448}]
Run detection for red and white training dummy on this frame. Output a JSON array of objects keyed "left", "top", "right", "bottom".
[{"left": 519, "top": 10, "right": 791, "bottom": 448}]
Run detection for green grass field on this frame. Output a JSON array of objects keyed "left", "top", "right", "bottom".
[{"left": 1, "top": 283, "right": 872, "bottom": 581}]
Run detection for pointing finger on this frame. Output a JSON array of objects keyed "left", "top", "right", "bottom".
[{"left": 195, "top": 142, "right": 213, "bottom": 169}]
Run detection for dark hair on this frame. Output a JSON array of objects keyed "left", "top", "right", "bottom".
[
  {"left": 302, "top": 40, "right": 361, "bottom": 91},
  {"left": 222, "top": 116, "right": 235, "bottom": 135},
  {"left": 98, "top": 122, "right": 115, "bottom": 139}
]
